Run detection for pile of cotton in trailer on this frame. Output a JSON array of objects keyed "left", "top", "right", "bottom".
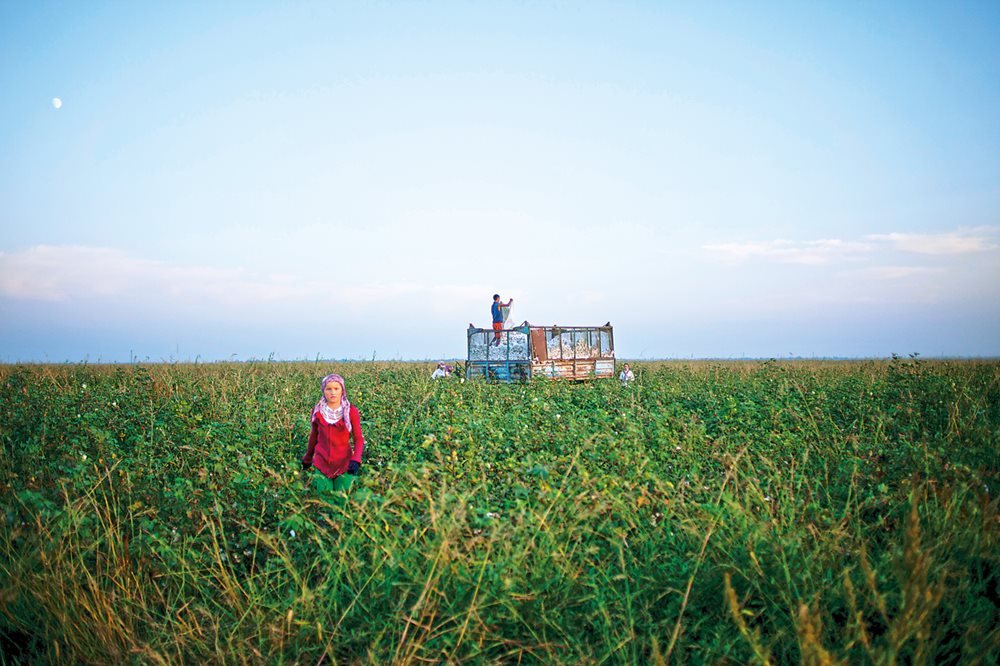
[
  {"left": 545, "top": 332, "right": 614, "bottom": 359},
  {"left": 468, "top": 332, "right": 530, "bottom": 361}
]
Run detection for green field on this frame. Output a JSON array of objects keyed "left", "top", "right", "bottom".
[{"left": 1, "top": 358, "right": 998, "bottom": 664}]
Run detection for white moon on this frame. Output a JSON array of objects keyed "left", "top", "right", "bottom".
[{"left": 52, "top": 97, "right": 62, "bottom": 109}]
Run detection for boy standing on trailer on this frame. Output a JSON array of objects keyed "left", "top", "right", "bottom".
[{"left": 491, "top": 294, "right": 513, "bottom": 345}]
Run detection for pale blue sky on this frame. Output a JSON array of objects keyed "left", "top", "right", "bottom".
[{"left": 2, "top": 1, "right": 998, "bottom": 361}]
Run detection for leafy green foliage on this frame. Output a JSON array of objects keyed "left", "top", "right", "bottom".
[{"left": 1, "top": 359, "right": 998, "bottom": 663}]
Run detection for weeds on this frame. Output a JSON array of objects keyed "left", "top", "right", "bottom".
[{"left": 1, "top": 360, "right": 998, "bottom": 663}]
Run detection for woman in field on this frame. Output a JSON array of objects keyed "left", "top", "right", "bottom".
[{"left": 302, "top": 373, "right": 365, "bottom": 498}]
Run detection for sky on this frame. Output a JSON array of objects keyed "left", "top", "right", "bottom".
[{"left": 2, "top": 1, "right": 999, "bottom": 362}]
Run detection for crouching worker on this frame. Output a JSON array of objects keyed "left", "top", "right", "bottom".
[
  {"left": 431, "top": 362, "right": 453, "bottom": 379},
  {"left": 302, "top": 373, "right": 365, "bottom": 502}
]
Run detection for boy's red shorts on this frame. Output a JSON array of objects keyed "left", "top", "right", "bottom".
[{"left": 493, "top": 322, "right": 503, "bottom": 332}]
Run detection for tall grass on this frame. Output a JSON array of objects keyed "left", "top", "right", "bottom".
[{"left": 1, "top": 359, "right": 998, "bottom": 663}]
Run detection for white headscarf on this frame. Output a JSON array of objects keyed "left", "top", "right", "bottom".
[{"left": 311, "top": 373, "right": 352, "bottom": 432}]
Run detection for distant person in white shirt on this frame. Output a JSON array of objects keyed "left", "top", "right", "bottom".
[
  {"left": 431, "top": 362, "right": 453, "bottom": 379},
  {"left": 619, "top": 363, "right": 635, "bottom": 385}
]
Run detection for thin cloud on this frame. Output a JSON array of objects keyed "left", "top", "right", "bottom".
[
  {"left": 704, "top": 226, "right": 1000, "bottom": 265},
  {"left": 848, "top": 266, "right": 947, "bottom": 280},
  {"left": 0, "top": 245, "right": 485, "bottom": 310},
  {"left": 0, "top": 246, "right": 168, "bottom": 301},
  {"left": 703, "top": 238, "right": 874, "bottom": 265},
  {"left": 0, "top": 245, "right": 283, "bottom": 303},
  {"left": 867, "top": 227, "right": 1000, "bottom": 255}
]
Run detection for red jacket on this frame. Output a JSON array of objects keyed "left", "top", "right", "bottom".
[{"left": 303, "top": 404, "right": 365, "bottom": 479}]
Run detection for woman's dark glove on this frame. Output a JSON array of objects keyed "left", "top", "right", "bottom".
[
  {"left": 347, "top": 460, "right": 361, "bottom": 475},
  {"left": 301, "top": 458, "right": 312, "bottom": 470}
]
